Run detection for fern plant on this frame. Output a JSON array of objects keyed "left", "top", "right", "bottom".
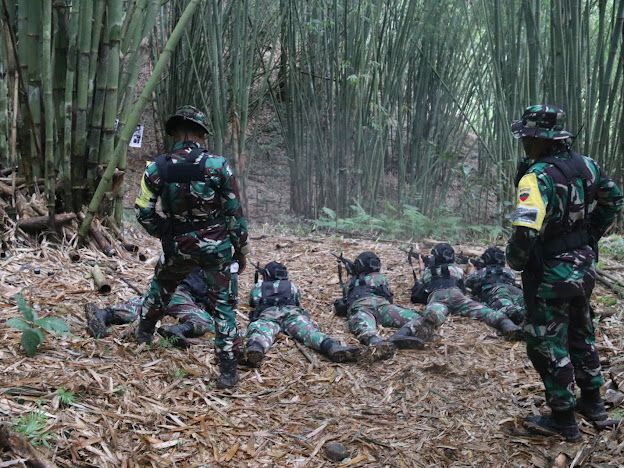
[
  {"left": 13, "top": 410, "right": 52, "bottom": 447},
  {"left": 6, "top": 294, "right": 70, "bottom": 357}
]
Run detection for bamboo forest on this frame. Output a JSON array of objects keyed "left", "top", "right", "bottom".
[{"left": 0, "top": 0, "right": 624, "bottom": 466}]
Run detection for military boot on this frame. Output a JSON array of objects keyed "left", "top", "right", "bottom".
[
  {"left": 404, "top": 317, "right": 436, "bottom": 343},
  {"left": 135, "top": 318, "right": 157, "bottom": 344},
  {"left": 362, "top": 335, "right": 396, "bottom": 361},
  {"left": 157, "top": 322, "right": 195, "bottom": 349},
  {"left": 506, "top": 307, "right": 525, "bottom": 326},
  {"left": 496, "top": 318, "right": 523, "bottom": 341},
  {"left": 245, "top": 341, "right": 265, "bottom": 367},
  {"left": 523, "top": 410, "right": 581, "bottom": 442},
  {"left": 389, "top": 326, "right": 425, "bottom": 349},
  {"left": 216, "top": 354, "right": 239, "bottom": 389},
  {"left": 320, "top": 338, "right": 360, "bottom": 363},
  {"left": 576, "top": 389, "right": 609, "bottom": 422},
  {"left": 85, "top": 303, "right": 111, "bottom": 338}
]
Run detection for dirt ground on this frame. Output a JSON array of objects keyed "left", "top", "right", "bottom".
[{"left": 1, "top": 226, "right": 624, "bottom": 467}]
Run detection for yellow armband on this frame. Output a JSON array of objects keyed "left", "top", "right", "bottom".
[{"left": 510, "top": 173, "right": 546, "bottom": 231}]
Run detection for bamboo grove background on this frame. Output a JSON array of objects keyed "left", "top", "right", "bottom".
[{"left": 0, "top": 0, "right": 622, "bottom": 234}]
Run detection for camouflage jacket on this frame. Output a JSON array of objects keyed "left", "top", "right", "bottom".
[
  {"left": 506, "top": 150, "right": 623, "bottom": 298},
  {"left": 343, "top": 271, "right": 394, "bottom": 305},
  {"left": 135, "top": 141, "right": 249, "bottom": 254},
  {"left": 465, "top": 266, "right": 517, "bottom": 297}
]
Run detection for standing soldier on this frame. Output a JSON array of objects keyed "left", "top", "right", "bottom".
[
  {"left": 337, "top": 251, "right": 426, "bottom": 356},
  {"left": 464, "top": 246, "right": 526, "bottom": 327},
  {"left": 507, "top": 104, "right": 623, "bottom": 441},
  {"left": 134, "top": 106, "right": 250, "bottom": 389},
  {"left": 395, "top": 243, "right": 521, "bottom": 342},
  {"left": 245, "top": 262, "right": 360, "bottom": 366},
  {"left": 85, "top": 268, "right": 216, "bottom": 348}
]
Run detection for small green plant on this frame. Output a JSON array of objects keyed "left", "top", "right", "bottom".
[
  {"left": 6, "top": 294, "right": 70, "bottom": 356},
  {"left": 597, "top": 295, "right": 618, "bottom": 307},
  {"left": 599, "top": 235, "right": 624, "bottom": 261},
  {"left": 169, "top": 367, "right": 188, "bottom": 380},
  {"left": 56, "top": 386, "right": 76, "bottom": 407},
  {"left": 158, "top": 335, "right": 177, "bottom": 349},
  {"left": 13, "top": 410, "right": 53, "bottom": 447}
]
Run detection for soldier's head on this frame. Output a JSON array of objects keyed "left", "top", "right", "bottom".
[
  {"left": 431, "top": 243, "right": 455, "bottom": 266},
  {"left": 261, "top": 261, "right": 288, "bottom": 280},
  {"left": 481, "top": 246, "right": 505, "bottom": 266},
  {"left": 165, "top": 105, "right": 211, "bottom": 142},
  {"left": 354, "top": 251, "right": 381, "bottom": 275},
  {"left": 511, "top": 104, "right": 572, "bottom": 159}
]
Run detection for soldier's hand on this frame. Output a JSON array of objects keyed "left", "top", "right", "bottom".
[{"left": 233, "top": 251, "right": 247, "bottom": 273}]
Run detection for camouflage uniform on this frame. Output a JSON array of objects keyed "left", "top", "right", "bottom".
[
  {"left": 247, "top": 282, "right": 330, "bottom": 353},
  {"left": 91, "top": 269, "right": 216, "bottom": 335},
  {"left": 404, "top": 263, "right": 504, "bottom": 338},
  {"left": 508, "top": 104, "right": 623, "bottom": 438},
  {"left": 465, "top": 266, "right": 525, "bottom": 326},
  {"left": 344, "top": 272, "right": 420, "bottom": 343},
  {"left": 135, "top": 107, "right": 249, "bottom": 375}
]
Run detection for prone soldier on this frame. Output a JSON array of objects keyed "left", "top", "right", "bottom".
[{"left": 245, "top": 262, "right": 360, "bottom": 366}]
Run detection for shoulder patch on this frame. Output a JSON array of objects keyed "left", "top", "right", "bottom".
[{"left": 510, "top": 172, "right": 546, "bottom": 231}]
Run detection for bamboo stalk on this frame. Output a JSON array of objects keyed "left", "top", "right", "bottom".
[
  {"left": 41, "top": 0, "right": 55, "bottom": 228},
  {"left": 91, "top": 264, "right": 112, "bottom": 294},
  {"left": 78, "top": 0, "right": 202, "bottom": 239}
]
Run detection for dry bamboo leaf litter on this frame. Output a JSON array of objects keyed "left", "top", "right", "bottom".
[{"left": 0, "top": 225, "right": 623, "bottom": 466}]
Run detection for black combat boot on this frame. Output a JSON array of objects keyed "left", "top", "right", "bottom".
[
  {"left": 85, "top": 303, "right": 112, "bottom": 338},
  {"left": 216, "top": 354, "right": 239, "bottom": 389},
  {"left": 157, "top": 322, "right": 195, "bottom": 349},
  {"left": 576, "top": 389, "right": 609, "bottom": 422},
  {"left": 404, "top": 317, "right": 436, "bottom": 343},
  {"left": 362, "top": 335, "right": 396, "bottom": 360},
  {"left": 506, "top": 307, "right": 525, "bottom": 326},
  {"left": 320, "top": 338, "right": 360, "bottom": 363},
  {"left": 389, "top": 326, "right": 425, "bottom": 349},
  {"left": 524, "top": 410, "right": 582, "bottom": 442},
  {"left": 496, "top": 318, "right": 523, "bottom": 341},
  {"left": 135, "top": 318, "right": 157, "bottom": 344},
  {"left": 245, "top": 341, "right": 265, "bottom": 367}
]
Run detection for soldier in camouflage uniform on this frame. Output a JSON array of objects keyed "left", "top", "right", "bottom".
[
  {"left": 394, "top": 243, "right": 521, "bottom": 343},
  {"left": 245, "top": 262, "right": 360, "bottom": 367},
  {"left": 464, "top": 246, "right": 526, "bottom": 327},
  {"left": 135, "top": 105, "right": 250, "bottom": 389},
  {"left": 338, "top": 251, "right": 426, "bottom": 357},
  {"left": 507, "top": 104, "right": 623, "bottom": 441},
  {"left": 85, "top": 268, "right": 215, "bottom": 348}
]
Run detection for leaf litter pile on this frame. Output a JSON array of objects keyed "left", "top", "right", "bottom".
[{"left": 1, "top": 225, "right": 624, "bottom": 467}]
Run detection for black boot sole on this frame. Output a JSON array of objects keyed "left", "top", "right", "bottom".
[
  {"left": 85, "top": 304, "right": 109, "bottom": 338},
  {"left": 246, "top": 349, "right": 265, "bottom": 367},
  {"left": 329, "top": 348, "right": 360, "bottom": 363},
  {"left": 157, "top": 327, "right": 191, "bottom": 349},
  {"left": 523, "top": 415, "right": 582, "bottom": 442}
]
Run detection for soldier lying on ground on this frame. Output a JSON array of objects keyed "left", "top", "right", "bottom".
[
  {"left": 85, "top": 268, "right": 215, "bottom": 348},
  {"left": 464, "top": 246, "right": 526, "bottom": 327},
  {"left": 334, "top": 251, "right": 426, "bottom": 358},
  {"left": 245, "top": 261, "right": 360, "bottom": 367},
  {"left": 395, "top": 243, "right": 522, "bottom": 343}
]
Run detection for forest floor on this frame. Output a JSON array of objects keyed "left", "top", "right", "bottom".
[{"left": 1, "top": 225, "right": 624, "bottom": 467}]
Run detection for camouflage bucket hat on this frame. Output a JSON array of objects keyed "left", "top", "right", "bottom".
[
  {"left": 165, "top": 105, "right": 211, "bottom": 136},
  {"left": 511, "top": 104, "right": 573, "bottom": 140}
]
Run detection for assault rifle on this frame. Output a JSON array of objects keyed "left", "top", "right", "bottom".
[{"left": 331, "top": 252, "right": 354, "bottom": 316}]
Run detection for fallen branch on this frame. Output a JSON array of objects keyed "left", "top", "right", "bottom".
[{"left": 16, "top": 213, "right": 76, "bottom": 233}]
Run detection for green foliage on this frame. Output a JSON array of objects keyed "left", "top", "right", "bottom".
[
  {"left": 169, "top": 367, "right": 188, "bottom": 381},
  {"left": 56, "top": 386, "right": 76, "bottom": 407},
  {"left": 157, "top": 335, "right": 177, "bottom": 349},
  {"left": 315, "top": 203, "right": 504, "bottom": 243},
  {"left": 6, "top": 294, "right": 70, "bottom": 357},
  {"left": 599, "top": 235, "right": 624, "bottom": 261},
  {"left": 13, "top": 411, "right": 53, "bottom": 447},
  {"left": 597, "top": 295, "right": 618, "bottom": 307}
]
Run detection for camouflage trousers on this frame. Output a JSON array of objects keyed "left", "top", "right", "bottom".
[
  {"left": 348, "top": 296, "right": 420, "bottom": 343},
  {"left": 483, "top": 284, "right": 526, "bottom": 325},
  {"left": 246, "top": 306, "right": 330, "bottom": 353},
  {"left": 141, "top": 248, "right": 239, "bottom": 360},
  {"left": 524, "top": 295, "right": 603, "bottom": 412},
  {"left": 103, "top": 293, "right": 216, "bottom": 336},
  {"left": 406, "top": 287, "right": 499, "bottom": 333}
]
